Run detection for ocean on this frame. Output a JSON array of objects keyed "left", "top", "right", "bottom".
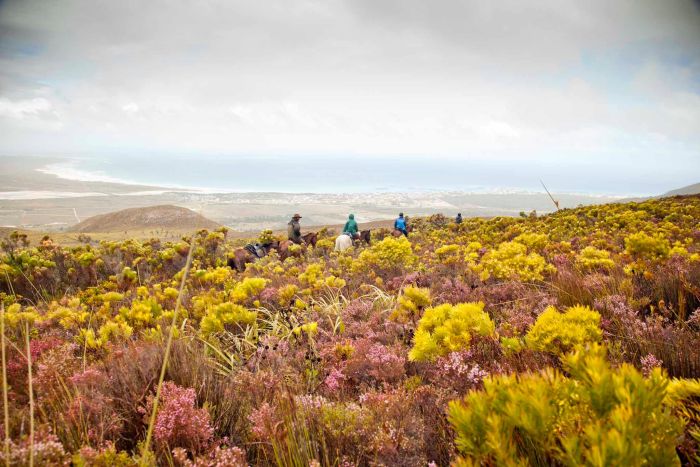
[{"left": 32, "top": 154, "right": 688, "bottom": 197}]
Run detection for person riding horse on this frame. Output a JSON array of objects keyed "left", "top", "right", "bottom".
[
  {"left": 288, "top": 214, "right": 303, "bottom": 244},
  {"left": 394, "top": 212, "right": 409, "bottom": 237},
  {"left": 342, "top": 214, "right": 359, "bottom": 241}
]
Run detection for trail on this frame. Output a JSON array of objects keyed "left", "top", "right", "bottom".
[{"left": 73, "top": 208, "right": 81, "bottom": 223}]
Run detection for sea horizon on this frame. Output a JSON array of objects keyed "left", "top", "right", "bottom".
[{"left": 2, "top": 154, "right": 674, "bottom": 199}]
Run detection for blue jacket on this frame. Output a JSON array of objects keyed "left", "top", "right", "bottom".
[{"left": 394, "top": 217, "right": 406, "bottom": 230}]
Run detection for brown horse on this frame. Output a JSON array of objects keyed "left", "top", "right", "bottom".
[
  {"left": 278, "top": 232, "right": 318, "bottom": 261},
  {"left": 302, "top": 232, "right": 318, "bottom": 247},
  {"left": 391, "top": 226, "right": 413, "bottom": 237},
  {"left": 359, "top": 229, "right": 371, "bottom": 245},
  {"left": 227, "top": 241, "right": 279, "bottom": 272}
]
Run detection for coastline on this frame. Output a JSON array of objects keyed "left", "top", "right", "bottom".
[{"left": 0, "top": 154, "right": 646, "bottom": 232}]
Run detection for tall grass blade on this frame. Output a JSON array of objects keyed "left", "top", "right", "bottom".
[
  {"left": 25, "top": 322, "right": 34, "bottom": 467},
  {"left": 1, "top": 304, "right": 8, "bottom": 467},
  {"left": 140, "top": 236, "right": 196, "bottom": 465}
]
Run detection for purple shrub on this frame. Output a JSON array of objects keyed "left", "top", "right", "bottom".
[
  {"left": 173, "top": 443, "right": 247, "bottom": 467},
  {"left": 142, "top": 382, "right": 214, "bottom": 454},
  {"left": 640, "top": 353, "right": 663, "bottom": 376}
]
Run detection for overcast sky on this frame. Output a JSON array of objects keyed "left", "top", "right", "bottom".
[{"left": 1, "top": 0, "right": 699, "bottom": 171}]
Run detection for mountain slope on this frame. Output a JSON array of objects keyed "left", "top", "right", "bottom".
[
  {"left": 663, "top": 183, "right": 700, "bottom": 196},
  {"left": 70, "top": 205, "right": 220, "bottom": 232}
]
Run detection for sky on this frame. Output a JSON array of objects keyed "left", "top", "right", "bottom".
[{"left": 0, "top": 0, "right": 699, "bottom": 181}]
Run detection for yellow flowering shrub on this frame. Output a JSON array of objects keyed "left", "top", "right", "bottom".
[
  {"left": 119, "top": 298, "right": 164, "bottom": 328},
  {"left": 409, "top": 302, "right": 495, "bottom": 362},
  {"left": 278, "top": 284, "right": 299, "bottom": 306},
  {"left": 478, "top": 241, "right": 555, "bottom": 282},
  {"left": 46, "top": 299, "right": 89, "bottom": 330},
  {"left": 434, "top": 244, "right": 462, "bottom": 265},
  {"left": 513, "top": 232, "right": 549, "bottom": 251},
  {"left": 353, "top": 236, "right": 418, "bottom": 273},
  {"left": 200, "top": 302, "right": 257, "bottom": 337},
  {"left": 391, "top": 286, "right": 431, "bottom": 324},
  {"left": 196, "top": 267, "right": 233, "bottom": 285},
  {"left": 576, "top": 246, "right": 615, "bottom": 271},
  {"left": 230, "top": 277, "right": 268, "bottom": 303},
  {"left": 4, "top": 303, "right": 42, "bottom": 328},
  {"left": 625, "top": 232, "right": 671, "bottom": 260},
  {"left": 97, "top": 321, "right": 133, "bottom": 346},
  {"left": 299, "top": 264, "right": 323, "bottom": 286},
  {"left": 525, "top": 305, "right": 602, "bottom": 354},
  {"left": 448, "top": 345, "right": 698, "bottom": 466},
  {"left": 258, "top": 229, "right": 276, "bottom": 244},
  {"left": 292, "top": 321, "right": 318, "bottom": 337}
]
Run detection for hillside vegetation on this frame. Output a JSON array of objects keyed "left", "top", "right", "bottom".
[
  {"left": 70, "top": 205, "right": 220, "bottom": 233},
  {"left": 665, "top": 182, "right": 700, "bottom": 197},
  {"left": 1, "top": 196, "right": 700, "bottom": 465}
]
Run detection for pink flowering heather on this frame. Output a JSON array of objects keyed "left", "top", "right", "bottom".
[
  {"left": 641, "top": 353, "right": 663, "bottom": 376},
  {"left": 366, "top": 343, "right": 405, "bottom": 381},
  {"left": 67, "top": 368, "right": 123, "bottom": 444},
  {"left": 247, "top": 402, "right": 279, "bottom": 440},
  {"left": 143, "top": 381, "right": 214, "bottom": 454},
  {"left": 324, "top": 367, "right": 346, "bottom": 393},
  {"left": 430, "top": 351, "right": 489, "bottom": 393},
  {"left": 1, "top": 430, "right": 68, "bottom": 466},
  {"left": 173, "top": 444, "right": 247, "bottom": 467}
]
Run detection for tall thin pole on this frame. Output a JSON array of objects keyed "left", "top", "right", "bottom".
[{"left": 540, "top": 179, "right": 560, "bottom": 211}]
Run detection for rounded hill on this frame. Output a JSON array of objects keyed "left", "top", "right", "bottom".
[{"left": 69, "top": 205, "right": 220, "bottom": 233}]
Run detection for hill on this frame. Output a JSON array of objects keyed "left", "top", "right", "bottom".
[
  {"left": 663, "top": 182, "right": 700, "bottom": 196},
  {"left": 69, "top": 205, "right": 220, "bottom": 233}
]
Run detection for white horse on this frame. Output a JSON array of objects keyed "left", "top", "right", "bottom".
[{"left": 334, "top": 234, "right": 354, "bottom": 252}]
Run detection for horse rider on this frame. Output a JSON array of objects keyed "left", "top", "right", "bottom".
[
  {"left": 288, "top": 213, "right": 303, "bottom": 244},
  {"left": 394, "top": 212, "right": 409, "bottom": 237},
  {"left": 343, "top": 213, "right": 359, "bottom": 241},
  {"left": 455, "top": 212, "right": 463, "bottom": 224}
]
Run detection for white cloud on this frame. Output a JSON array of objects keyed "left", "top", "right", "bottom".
[
  {"left": 0, "top": 0, "right": 697, "bottom": 169},
  {"left": 0, "top": 97, "right": 53, "bottom": 120}
]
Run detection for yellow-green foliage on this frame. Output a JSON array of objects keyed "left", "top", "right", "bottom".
[
  {"left": 514, "top": 232, "right": 549, "bottom": 251},
  {"left": 230, "top": 277, "right": 268, "bottom": 303},
  {"left": 4, "top": 303, "right": 42, "bottom": 328},
  {"left": 200, "top": 302, "right": 257, "bottom": 337},
  {"left": 576, "top": 246, "right": 615, "bottom": 270},
  {"left": 119, "top": 298, "right": 163, "bottom": 328},
  {"left": 625, "top": 232, "right": 671, "bottom": 260},
  {"left": 409, "top": 302, "right": 494, "bottom": 362},
  {"left": 99, "top": 291, "right": 125, "bottom": 303},
  {"left": 448, "top": 345, "right": 699, "bottom": 466},
  {"left": 299, "top": 263, "right": 323, "bottom": 286},
  {"left": 292, "top": 321, "right": 318, "bottom": 337},
  {"left": 525, "top": 305, "right": 602, "bottom": 354},
  {"left": 46, "top": 299, "right": 89, "bottom": 329},
  {"left": 391, "top": 286, "right": 431, "bottom": 323},
  {"left": 278, "top": 284, "right": 299, "bottom": 306},
  {"left": 353, "top": 236, "right": 417, "bottom": 272},
  {"left": 96, "top": 321, "right": 133, "bottom": 347},
  {"left": 258, "top": 229, "right": 275, "bottom": 244},
  {"left": 478, "top": 241, "right": 555, "bottom": 281},
  {"left": 196, "top": 267, "right": 233, "bottom": 285}
]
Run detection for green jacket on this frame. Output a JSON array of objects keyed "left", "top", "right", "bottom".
[{"left": 343, "top": 215, "right": 358, "bottom": 235}]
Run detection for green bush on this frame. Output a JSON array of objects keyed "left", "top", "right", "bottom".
[
  {"left": 409, "top": 302, "right": 494, "bottom": 362},
  {"left": 525, "top": 305, "right": 602, "bottom": 355},
  {"left": 448, "top": 345, "right": 700, "bottom": 466}
]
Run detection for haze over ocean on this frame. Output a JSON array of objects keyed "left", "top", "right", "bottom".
[{"left": 34, "top": 154, "right": 693, "bottom": 197}]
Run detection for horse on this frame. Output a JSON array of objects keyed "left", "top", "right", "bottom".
[
  {"left": 334, "top": 229, "right": 371, "bottom": 252},
  {"left": 302, "top": 232, "right": 318, "bottom": 247},
  {"left": 227, "top": 241, "right": 279, "bottom": 272},
  {"left": 391, "top": 226, "right": 413, "bottom": 237},
  {"left": 279, "top": 232, "right": 318, "bottom": 261}
]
